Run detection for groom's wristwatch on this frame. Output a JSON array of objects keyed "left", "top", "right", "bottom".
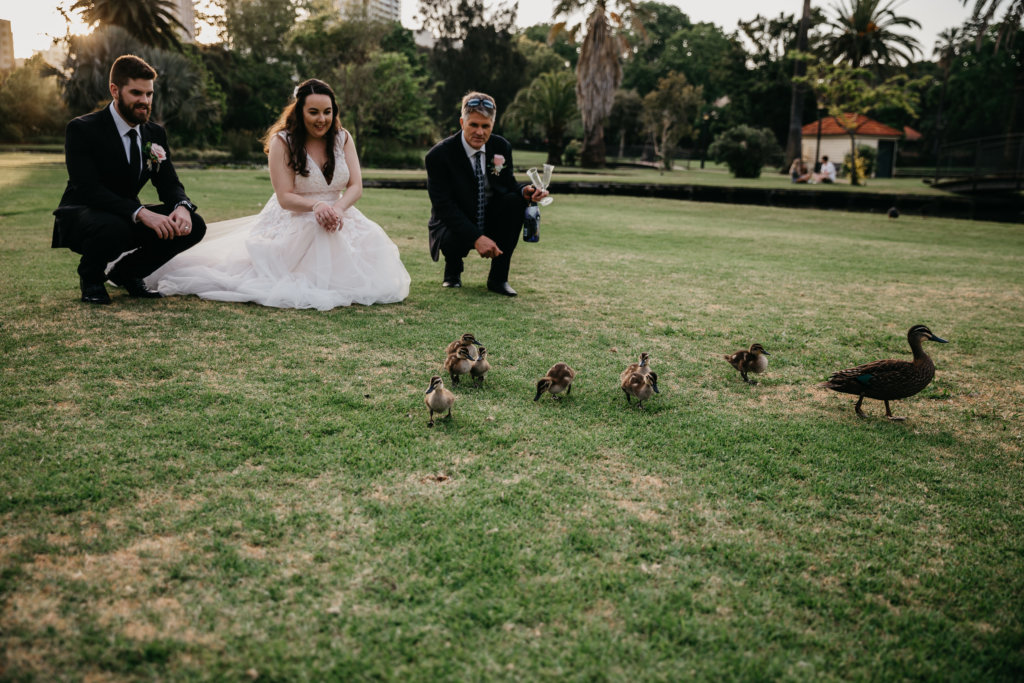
[{"left": 175, "top": 200, "right": 197, "bottom": 212}]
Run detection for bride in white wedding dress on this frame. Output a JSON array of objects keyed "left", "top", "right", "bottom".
[{"left": 147, "top": 79, "right": 410, "bottom": 310}]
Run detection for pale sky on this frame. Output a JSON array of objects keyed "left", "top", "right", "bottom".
[{"left": 6, "top": 0, "right": 973, "bottom": 60}]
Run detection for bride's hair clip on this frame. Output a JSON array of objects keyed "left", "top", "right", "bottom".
[{"left": 293, "top": 86, "right": 300, "bottom": 100}]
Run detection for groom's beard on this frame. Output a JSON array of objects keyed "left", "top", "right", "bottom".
[{"left": 116, "top": 93, "right": 151, "bottom": 125}]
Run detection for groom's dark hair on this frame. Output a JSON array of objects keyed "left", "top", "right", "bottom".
[{"left": 110, "top": 55, "right": 157, "bottom": 87}]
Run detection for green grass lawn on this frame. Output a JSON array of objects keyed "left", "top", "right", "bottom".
[{"left": 2, "top": 152, "right": 1023, "bottom": 680}]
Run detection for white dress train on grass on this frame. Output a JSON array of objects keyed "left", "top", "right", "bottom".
[{"left": 147, "top": 131, "right": 410, "bottom": 310}]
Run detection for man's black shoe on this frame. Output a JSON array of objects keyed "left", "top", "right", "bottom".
[
  {"left": 442, "top": 278, "right": 462, "bottom": 288},
  {"left": 486, "top": 281, "right": 517, "bottom": 297},
  {"left": 109, "top": 273, "right": 163, "bottom": 298},
  {"left": 80, "top": 278, "right": 112, "bottom": 305}
]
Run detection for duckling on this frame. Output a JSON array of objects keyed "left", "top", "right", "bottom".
[
  {"left": 819, "top": 324, "right": 949, "bottom": 421},
  {"left": 424, "top": 375, "right": 456, "bottom": 427},
  {"left": 534, "top": 362, "right": 576, "bottom": 401},
  {"left": 619, "top": 352, "right": 651, "bottom": 384},
  {"left": 444, "top": 346, "right": 475, "bottom": 385},
  {"left": 445, "top": 333, "right": 480, "bottom": 359},
  {"left": 723, "top": 343, "right": 771, "bottom": 384},
  {"left": 621, "top": 370, "right": 659, "bottom": 409},
  {"left": 470, "top": 346, "right": 490, "bottom": 387}
]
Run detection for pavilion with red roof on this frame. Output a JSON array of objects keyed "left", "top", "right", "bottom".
[{"left": 800, "top": 114, "right": 906, "bottom": 179}]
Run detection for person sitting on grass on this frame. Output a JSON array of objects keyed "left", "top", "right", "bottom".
[
  {"left": 789, "top": 158, "right": 811, "bottom": 184},
  {"left": 811, "top": 155, "right": 837, "bottom": 184}
]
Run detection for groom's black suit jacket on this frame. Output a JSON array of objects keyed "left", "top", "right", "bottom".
[
  {"left": 425, "top": 132, "right": 526, "bottom": 261},
  {"left": 53, "top": 106, "right": 192, "bottom": 251}
]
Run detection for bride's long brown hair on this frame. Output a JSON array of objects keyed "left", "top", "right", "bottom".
[{"left": 262, "top": 79, "right": 341, "bottom": 183}]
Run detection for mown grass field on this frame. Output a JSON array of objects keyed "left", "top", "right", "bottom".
[{"left": 1, "top": 152, "right": 1022, "bottom": 680}]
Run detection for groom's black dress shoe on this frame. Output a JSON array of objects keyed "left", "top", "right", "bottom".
[
  {"left": 487, "top": 281, "right": 518, "bottom": 297},
  {"left": 109, "top": 272, "right": 163, "bottom": 298},
  {"left": 442, "top": 277, "right": 462, "bottom": 288},
  {"left": 80, "top": 278, "right": 112, "bottom": 305}
]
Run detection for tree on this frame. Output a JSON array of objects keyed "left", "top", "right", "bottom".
[
  {"left": 822, "top": 0, "right": 922, "bottom": 71},
  {"left": 516, "top": 35, "right": 570, "bottom": 82},
  {"left": 785, "top": 1, "right": 813, "bottom": 168},
  {"left": 420, "top": 0, "right": 527, "bottom": 131},
  {"left": 795, "top": 57, "right": 929, "bottom": 184},
  {"left": 961, "top": 0, "right": 1024, "bottom": 52},
  {"left": 334, "top": 52, "right": 436, "bottom": 164},
  {"left": 505, "top": 70, "right": 579, "bottom": 164},
  {"left": 219, "top": 0, "right": 301, "bottom": 56},
  {"left": 608, "top": 88, "right": 643, "bottom": 158},
  {"left": 0, "top": 55, "right": 68, "bottom": 142},
  {"left": 66, "top": 0, "right": 188, "bottom": 50},
  {"left": 640, "top": 71, "right": 703, "bottom": 170},
  {"left": 521, "top": 23, "right": 579, "bottom": 69},
  {"left": 553, "top": 0, "right": 644, "bottom": 167}
]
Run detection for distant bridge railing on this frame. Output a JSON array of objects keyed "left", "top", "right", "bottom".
[{"left": 932, "top": 134, "right": 1024, "bottom": 193}]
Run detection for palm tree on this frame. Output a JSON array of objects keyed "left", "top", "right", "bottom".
[
  {"left": 552, "top": 0, "right": 640, "bottom": 167},
  {"left": 69, "top": 0, "right": 188, "bottom": 50},
  {"left": 962, "top": 0, "right": 1024, "bottom": 51},
  {"left": 785, "top": 0, "right": 814, "bottom": 167},
  {"left": 505, "top": 70, "right": 579, "bottom": 165},
  {"left": 823, "top": 0, "right": 922, "bottom": 70}
]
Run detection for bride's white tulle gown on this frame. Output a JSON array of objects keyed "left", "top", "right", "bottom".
[{"left": 147, "top": 131, "right": 410, "bottom": 310}]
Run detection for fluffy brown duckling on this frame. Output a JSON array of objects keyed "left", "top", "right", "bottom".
[
  {"left": 534, "top": 362, "right": 576, "bottom": 401},
  {"left": 445, "top": 333, "right": 480, "bottom": 359},
  {"left": 723, "top": 343, "right": 771, "bottom": 384},
  {"left": 621, "top": 370, "right": 659, "bottom": 408},
  {"left": 470, "top": 346, "right": 491, "bottom": 387},
  {"left": 424, "top": 375, "right": 456, "bottom": 427},
  {"left": 820, "top": 324, "right": 949, "bottom": 421},
  {"left": 444, "top": 346, "right": 475, "bottom": 385},
  {"left": 619, "top": 352, "right": 651, "bottom": 384}
]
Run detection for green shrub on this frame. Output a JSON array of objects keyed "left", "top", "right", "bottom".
[
  {"left": 708, "top": 125, "right": 782, "bottom": 178},
  {"left": 225, "top": 129, "right": 260, "bottom": 162},
  {"left": 564, "top": 140, "right": 581, "bottom": 166},
  {"left": 844, "top": 144, "right": 876, "bottom": 178}
]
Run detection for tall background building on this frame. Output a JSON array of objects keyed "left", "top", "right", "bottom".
[
  {"left": 0, "top": 19, "right": 15, "bottom": 71},
  {"left": 170, "top": 0, "right": 196, "bottom": 43},
  {"left": 336, "top": 0, "right": 401, "bottom": 24}
]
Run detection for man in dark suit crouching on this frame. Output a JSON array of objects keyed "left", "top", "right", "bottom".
[
  {"left": 53, "top": 54, "right": 206, "bottom": 304},
  {"left": 425, "top": 91, "right": 548, "bottom": 297}
]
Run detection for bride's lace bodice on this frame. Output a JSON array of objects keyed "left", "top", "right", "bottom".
[{"left": 283, "top": 130, "right": 350, "bottom": 200}]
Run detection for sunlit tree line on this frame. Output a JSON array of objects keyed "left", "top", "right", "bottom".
[{"left": 0, "top": 0, "right": 1020, "bottom": 171}]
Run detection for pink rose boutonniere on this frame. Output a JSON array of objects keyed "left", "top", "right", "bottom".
[
  {"left": 145, "top": 142, "right": 167, "bottom": 173},
  {"left": 490, "top": 154, "right": 505, "bottom": 175}
]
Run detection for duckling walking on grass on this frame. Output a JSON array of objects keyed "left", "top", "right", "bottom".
[
  {"left": 619, "top": 352, "right": 651, "bottom": 383},
  {"left": 723, "top": 343, "right": 771, "bottom": 384},
  {"left": 424, "top": 375, "right": 456, "bottom": 427},
  {"left": 471, "top": 347, "right": 490, "bottom": 387},
  {"left": 535, "top": 363, "right": 576, "bottom": 401},
  {"left": 444, "top": 347, "right": 475, "bottom": 385},
  {"left": 446, "top": 333, "right": 480, "bottom": 359},
  {"left": 819, "top": 324, "right": 949, "bottom": 421},
  {"left": 621, "top": 370, "right": 659, "bottom": 409}
]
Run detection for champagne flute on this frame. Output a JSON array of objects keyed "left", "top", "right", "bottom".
[{"left": 526, "top": 166, "right": 554, "bottom": 206}]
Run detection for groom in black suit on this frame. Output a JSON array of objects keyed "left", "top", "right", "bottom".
[
  {"left": 426, "top": 92, "right": 548, "bottom": 297},
  {"left": 53, "top": 54, "right": 206, "bottom": 304}
]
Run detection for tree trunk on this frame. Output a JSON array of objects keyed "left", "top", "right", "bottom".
[
  {"left": 849, "top": 133, "right": 859, "bottom": 185},
  {"left": 784, "top": 0, "right": 812, "bottom": 167},
  {"left": 581, "top": 123, "right": 606, "bottom": 167},
  {"left": 546, "top": 127, "right": 564, "bottom": 166}
]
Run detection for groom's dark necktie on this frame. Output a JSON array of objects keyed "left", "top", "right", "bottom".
[
  {"left": 473, "top": 150, "right": 486, "bottom": 230},
  {"left": 127, "top": 128, "right": 141, "bottom": 181}
]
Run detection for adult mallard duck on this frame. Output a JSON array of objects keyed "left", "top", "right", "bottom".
[
  {"left": 470, "top": 346, "right": 491, "bottom": 387},
  {"left": 723, "top": 343, "right": 770, "bottom": 384},
  {"left": 535, "top": 362, "right": 576, "bottom": 401},
  {"left": 424, "top": 375, "right": 456, "bottom": 427},
  {"left": 446, "top": 333, "right": 480, "bottom": 359},
  {"left": 820, "top": 324, "right": 949, "bottom": 421},
  {"left": 621, "top": 370, "right": 659, "bottom": 409}
]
